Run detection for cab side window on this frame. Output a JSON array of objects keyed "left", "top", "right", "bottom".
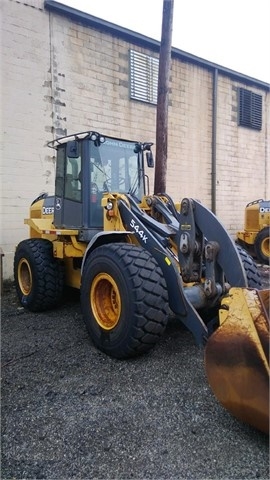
[{"left": 65, "top": 146, "right": 82, "bottom": 202}]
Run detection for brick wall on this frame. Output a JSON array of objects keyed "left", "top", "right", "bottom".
[
  {"left": 216, "top": 77, "right": 269, "bottom": 230},
  {"left": 1, "top": 0, "right": 269, "bottom": 279}
]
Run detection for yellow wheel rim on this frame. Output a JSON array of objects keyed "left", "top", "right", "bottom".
[
  {"left": 18, "top": 258, "right": 32, "bottom": 295},
  {"left": 261, "top": 237, "right": 269, "bottom": 258},
  {"left": 91, "top": 273, "right": 121, "bottom": 330}
]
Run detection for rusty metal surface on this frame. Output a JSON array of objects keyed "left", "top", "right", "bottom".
[{"left": 205, "top": 288, "right": 270, "bottom": 434}]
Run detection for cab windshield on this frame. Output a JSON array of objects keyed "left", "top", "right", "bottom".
[{"left": 89, "top": 137, "right": 145, "bottom": 201}]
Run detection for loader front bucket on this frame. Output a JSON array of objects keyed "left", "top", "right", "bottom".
[{"left": 204, "top": 288, "right": 269, "bottom": 434}]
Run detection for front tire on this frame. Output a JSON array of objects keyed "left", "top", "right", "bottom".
[
  {"left": 14, "top": 239, "right": 64, "bottom": 311},
  {"left": 236, "top": 244, "right": 262, "bottom": 288},
  {"left": 254, "top": 227, "right": 270, "bottom": 264},
  {"left": 81, "top": 243, "right": 169, "bottom": 358}
]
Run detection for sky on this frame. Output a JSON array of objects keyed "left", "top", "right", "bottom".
[{"left": 57, "top": 0, "right": 270, "bottom": 83}]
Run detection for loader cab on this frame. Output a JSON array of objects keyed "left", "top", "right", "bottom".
[{"left": 49, "top": 131, "right": 153, "bottom": 232}]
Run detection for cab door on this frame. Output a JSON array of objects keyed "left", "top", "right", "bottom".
[{"left": 53, "top": 142, "right": 83, "bottom": 229}]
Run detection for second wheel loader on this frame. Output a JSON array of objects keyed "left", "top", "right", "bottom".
[
  {"left": 237, "top": 199, "right": 270, "bottom": 264},
  {"left": 14, "top": 130, "right": 269, "bottom": 434}
]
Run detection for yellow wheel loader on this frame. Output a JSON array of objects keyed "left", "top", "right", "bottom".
[
  {"left": 14, "top": 131, "right": 269, "bottom": 434},
  {"left": 237, "top": 199, "right": 270, "bottom": 264}
]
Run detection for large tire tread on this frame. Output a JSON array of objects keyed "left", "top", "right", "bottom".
[
  {"left": 236, "top": 244, "right": 262, "bottom": 289},
  {"left": 14, "top": 239, "right": 64, "bottom": 312},
  {"left": 81, "top": 243, "right": 169, "bottom": 358},
  {"left": 254, "top": 227, "right": 269, "bottom": 264}
]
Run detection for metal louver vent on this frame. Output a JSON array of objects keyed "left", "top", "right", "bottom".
[
  {"left": 129, "top": 50, "right": 159, "bottom": 104},
  {"left": 238, "top": 88, "right": 262, "bottom": 130}
]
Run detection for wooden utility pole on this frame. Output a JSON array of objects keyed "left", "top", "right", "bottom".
[{"left": 154, "top": 0, "right": 174, "bottom": 194}]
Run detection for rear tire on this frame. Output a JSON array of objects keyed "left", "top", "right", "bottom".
[
  {"left": 81, "top": 243, "right": 169, "bottom": 358},
  {"left": 254, "top": 227, "right": 270, "bottom": 264},
  {"left": 14, "top": 239, "right": 64, "bottom": 311},
  {"left": 236, "top": 244, "right": 262, "bottom": 289}
]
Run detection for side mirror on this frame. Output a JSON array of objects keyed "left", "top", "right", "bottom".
[
  {"left": 67, "top": 141, "right": 79, "bottom": 158},
  {"left": 146, "top": 151, "right": 154, "bottom": 168}
]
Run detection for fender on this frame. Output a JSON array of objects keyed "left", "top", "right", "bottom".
[{"left": 81, "top": 230, "right": 132, "bottom": 274}]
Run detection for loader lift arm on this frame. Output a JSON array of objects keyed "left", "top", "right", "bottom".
[
  {"left": 118, "top": 193, "right": 250, "bottom": 347},
  {"left": 118, "top": 195, "right": 209, "bottom": 346}
]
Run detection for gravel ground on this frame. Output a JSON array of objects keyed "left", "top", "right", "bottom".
[{"left": 1, "top": 264, "right": 269, "bottom": 480}]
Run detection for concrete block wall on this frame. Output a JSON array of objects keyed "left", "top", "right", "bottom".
[
  {"left": 1, "top": 0, "right": 269, "bottom": 279},
  {"left": 168, "top": 62, "right": 213, "bottom": 205},
  {"left": 1, "top": 0, "right": 54, "bottom": 279},
  {"left": 215, "top": 76, "right": 269, "bottom": 232},
  {"left": 49, "top": 15, "right": 159, "bottom": 139}
]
